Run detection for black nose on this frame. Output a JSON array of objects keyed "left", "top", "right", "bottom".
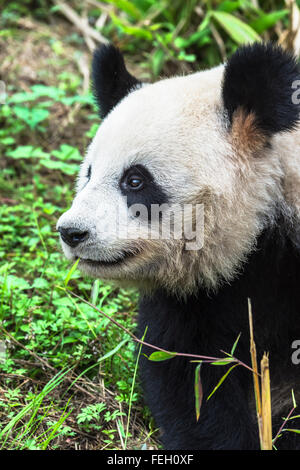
[{"left": 58, "top": 227, "right": 89, "bottom": 248}]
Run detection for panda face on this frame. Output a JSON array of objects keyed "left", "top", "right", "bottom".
[{"left": 57, "top": 43, "right": 300, "bottom": 294}]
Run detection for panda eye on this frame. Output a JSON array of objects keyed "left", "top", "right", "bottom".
[
  {"left": 127, "top": 175, "right": 144, "bottom": 190},
  {"left": 120, "top": 164, "right": 168, "bottom": 209},
  {"left": 121, "top": 169, "right": 145, "bottom": 192}
]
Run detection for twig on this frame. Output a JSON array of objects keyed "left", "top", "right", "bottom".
[
  {"left": 53, "top": 1, "right": 109, "bottom": 51},
  {"left": 77, "top": 54, "right": 90, "bottom": 94},
  {"left": 63, "top": 288, "right": 260, "bottom": 375},
  {"left": 63, "top": 288, "right": 225, "bottom": 362},
  {"left": 210, "top": 22, "right": 227, "bottom": 61},
  {"left": 273, "top": 402, "right": 297, "bottom": 445}
]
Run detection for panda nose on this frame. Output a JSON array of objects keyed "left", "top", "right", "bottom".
[{"left": 58, "top": 227, "right": 89, "bottom": 248}]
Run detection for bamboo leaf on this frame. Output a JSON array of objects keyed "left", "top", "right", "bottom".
[
  {"left": 283, "top": 428, "right": 300, "bottom": 434},
  {"left": 207, "top": 364, "right": 239, "bottom": 401},
  {"left": 250, "top": 10, "right": 289, "bottom": 34},
  {"left": 211, "top": 358, "right": 235, "bottom": 365},
  {"left": 211, "top": 11, "right": 260, "bottom": 44},
  {"left": 231, "top": 332, "right": 241, "bottom": 356},
  {"left": 148, "top": 351, "right": 176, "bottom": 362}
]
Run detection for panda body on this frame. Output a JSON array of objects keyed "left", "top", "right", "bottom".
[{"left": 57, "top": 43, "right": 300, "bottom": 449}]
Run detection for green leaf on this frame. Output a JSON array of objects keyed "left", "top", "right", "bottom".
[
  {"left": 178, "top": 51, "right": 196, "bottom": 62},
  {"left": 211, "top": 358, "right": 235, "bottom": 365},
  {"left": 217, "top": 1, "right": 241, "bottom": 13},
  {"left": 211, "top": 11, "right": 260, "bottom": 44},
  {"left": 64, "top": 258, "right": 80, "bottom": 287},
  {"left": 32, "top": 278, "right": 49, "bottom": 289},
  {"left": 231, "top": 332, "right": 241, "bottom": 355},
  {"left": 8, "top": 92, "right": 37, "bottom": 104},
  {"left": 98, "top": 338, "right": 129, "bottom": 363},
  {"left": 12, "top": 106, "right": 49, "bottom": 129},
  {"left": 51, "top": 144, "right": 82, "bottom": 161},
  {"left": 101, "top": 0, "right": 142, "bottom": 20},
  {"left": 207, "top": 364, "right": 239, "bottom": 401},
  {"left": 6, "top": 146, "right": 49, "bottom": 160},
  {"left": 174, "top": 29, "right": 210, "bottom": 49},
  {"left": 283, "top": 429, "right": 300, "bottom": 434},
  {"left": 250, "top": 10, "right": 289, "bottom": 34},
  {"left": 30, "top": 84, "right": 65, "bottom": 100},
  {"left": 152, "top": 49, "right": 165, "bottom": 76},
  {"left": 148, "top": 350, "right": 176, "bottom": 362},
  {"left": 40, "top": 160, "right": 79, "bottom": 175},
  {"left": 1, "top": 137, "right": 15, "bottom": 145},
  {"left": 110, "top": 13, "right": 153, "bottom": 40}
]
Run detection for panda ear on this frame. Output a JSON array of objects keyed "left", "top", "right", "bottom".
[
  {"left": 222, "top": 42, "right": 300, "bottom": 137},
  {"left": 92, "top": 44, "right": 141, "bottom": 119}
]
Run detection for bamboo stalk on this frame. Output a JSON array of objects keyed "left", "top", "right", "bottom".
[
  {"left": 248, "top": 298, "right": 263, "bottom": 447},
  {"left": 261, "top": 353, "right": 272, "bottom": 450}
]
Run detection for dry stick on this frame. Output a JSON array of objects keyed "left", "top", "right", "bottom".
[
  {"left": 54, "top": 0, "right": 109, "bottom": 51},
  {"left": 248, "top": 299, "right": 272, "bottom": 450},
  {"left": 248, "top": 298, "right": 263, "bottom": 447},
  {"left": 261, "top": 353, "right": 272, "bottom": 450}
]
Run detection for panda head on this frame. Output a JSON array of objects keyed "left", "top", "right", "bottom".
[{"left": 57, "top": 42, "right": 300, "bottom": 294}]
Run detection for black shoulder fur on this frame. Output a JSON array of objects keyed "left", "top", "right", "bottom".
[{"left": 138, "top": 224, "right": 300, "bottom": 449}]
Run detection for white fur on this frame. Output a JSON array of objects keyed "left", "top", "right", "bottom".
[{"left": 57, "top": 64, "right": 300, "bottom": 294}]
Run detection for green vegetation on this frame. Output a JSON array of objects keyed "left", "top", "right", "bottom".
[{"left": 0, "top": 0, "right": 298, "bottom": 450}]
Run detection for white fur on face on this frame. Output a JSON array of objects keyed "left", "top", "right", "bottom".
[{"left": 57, "top": 64, "right": 300, "bottom": 294}]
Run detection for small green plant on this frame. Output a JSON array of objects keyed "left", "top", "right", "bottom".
[{"left": 77, "top": 403, "right": 107, "bottom": 431}]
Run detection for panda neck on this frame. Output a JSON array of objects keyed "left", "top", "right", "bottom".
[{"left": 138, "top": 224, "right": 300, "bottom": 358}]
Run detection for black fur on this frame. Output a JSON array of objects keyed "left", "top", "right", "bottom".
[
  {"left": 137, "top": 222, "right": 300, "bottom": 449},
  {"left": 92, "top": 45, "right": 141, "bottom": 119},
  {"left": 120, "top": 164, "right": 169, "bottom": 218},
  {"left": 222, "top": 42, "right": 300, "bottom": 135}
]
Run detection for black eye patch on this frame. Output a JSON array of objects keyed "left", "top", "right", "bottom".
[{"left": 119, "top": 164, "right": 168, "bottom": 216}]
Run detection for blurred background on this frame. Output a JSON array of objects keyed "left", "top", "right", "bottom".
[{"left": 0, "top": 0, "right": 299, "bottom": 451}]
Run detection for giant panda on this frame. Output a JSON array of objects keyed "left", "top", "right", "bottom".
[{"left": 57, "top": 42, "right": 300, "bottom": 450}]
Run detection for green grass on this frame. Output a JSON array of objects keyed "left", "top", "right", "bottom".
[{"left": 0, "top": 69, "right": 150, "bottom": 449}]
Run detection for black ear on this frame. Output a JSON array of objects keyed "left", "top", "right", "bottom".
[
  {"left": 222, "top": 42, "right": 300, "bottom": 135},
  {"left": 92, "top": 44, "right": 141, "bottom": 119}
]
